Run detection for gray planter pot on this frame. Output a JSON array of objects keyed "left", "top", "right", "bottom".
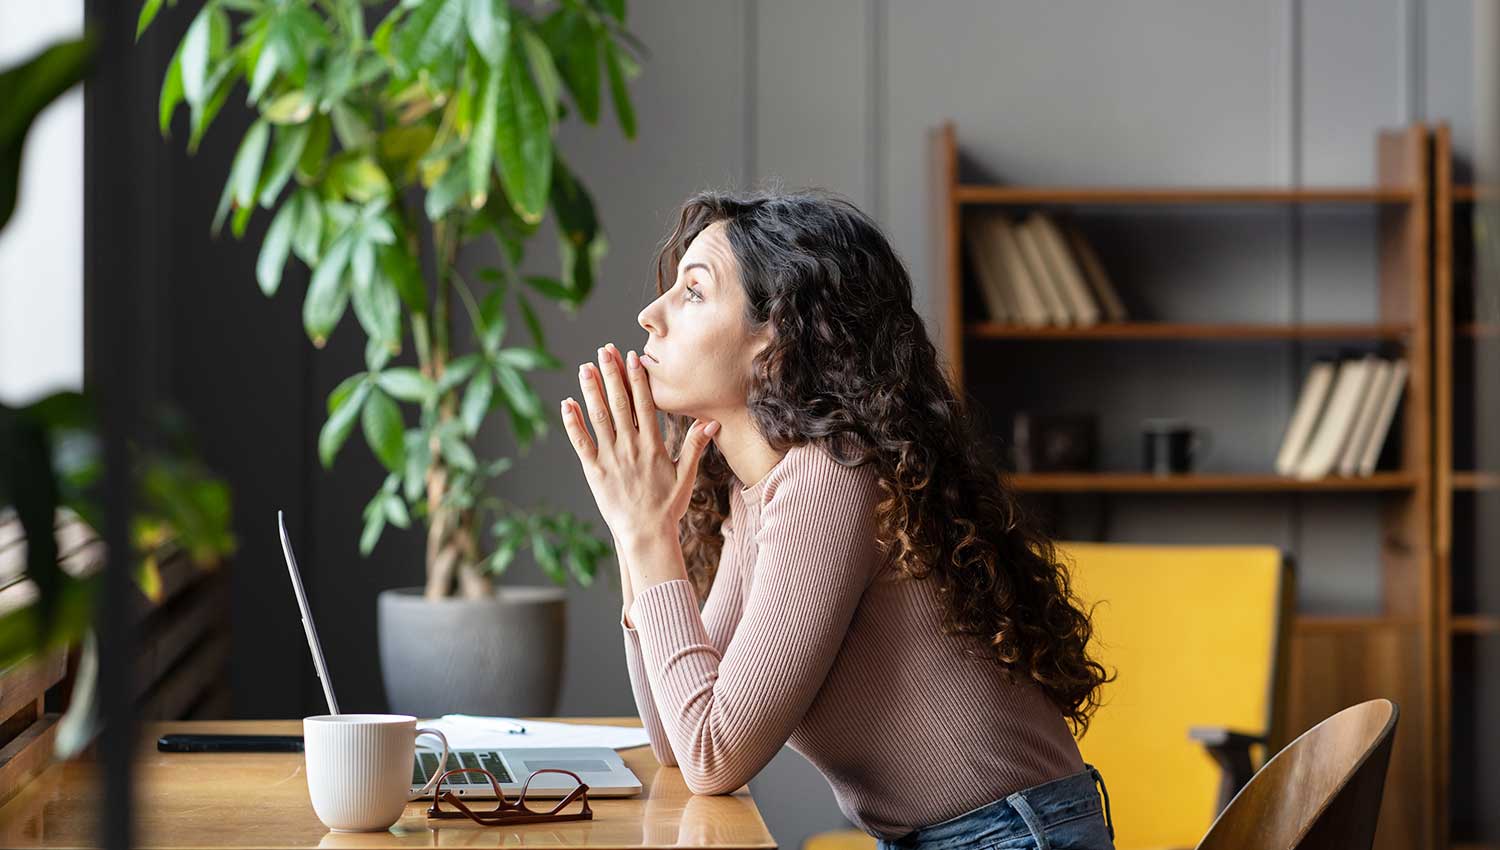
[{"left": 377, "top": 585, "right": 566, "bottom": 718}]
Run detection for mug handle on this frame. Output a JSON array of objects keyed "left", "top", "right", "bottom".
[{"left": 414, "top": 727, "right": 450, "bottom": 796}]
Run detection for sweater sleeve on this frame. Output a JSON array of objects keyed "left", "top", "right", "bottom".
[
  {"left": 627, "top": 455, "right": 879, "bottom": 795},
  {"left": 621, "top": 520, "right": 745, "bottom": 768}
]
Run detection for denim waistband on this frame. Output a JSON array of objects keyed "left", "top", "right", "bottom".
[{"left": 891, "top": 764, "right": 1114, "bottom": 849}]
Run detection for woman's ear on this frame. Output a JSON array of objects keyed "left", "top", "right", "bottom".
[{"left": 750, "top": 322, "right": 775, "bottom": 360}]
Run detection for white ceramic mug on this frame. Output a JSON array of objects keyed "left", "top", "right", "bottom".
[{"left": 303, "top": 714, "right": 450, "bottom": 833}]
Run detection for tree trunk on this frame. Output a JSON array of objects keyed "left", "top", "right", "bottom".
[
  {"left": 419, "top": 218, "right": 492, "bottom": 601},
  {"left": 421, "top": 453, "right": 492, "bottom": 600}
]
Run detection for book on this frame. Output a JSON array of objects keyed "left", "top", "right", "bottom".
[
  {"left": 1026, "top": 212, "right": 1101, "bottom": 326},
  {"left": 1337, "top": 359, "right": 1393, "bottom": 476},
  {"left": 1274, "top": 357, "right": 1337, "bottom": 476},
  {"left": 1355, "top": 358, "right": 1408, "bottom": 476},
  {"left": 988, "top": 216, "right": 1050, "bottom": 326},
  {"left": 962, "top": 213, "right": 1012, "bottom": 322},
  {"left": 1012, "top": 218, "right": 1073, "bottom": 324},
  {"left": 1063, "top": 221, "right": 1128, "bottom": 322},
  {"left": 1293, "top": 354, "right": 1379, "bottom": 480},
  {"left": 981, "top": 215, "right": 1026, "bottom": 322}
]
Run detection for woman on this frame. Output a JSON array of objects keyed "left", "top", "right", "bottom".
[{"left": 559, "top": 186, "right": 1115, "bottom": 850}]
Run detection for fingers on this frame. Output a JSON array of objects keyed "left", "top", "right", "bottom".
[
  {"left": 577, "top": 359, "right": 614, "bottom": 453},
  {"left": 560, "top": 397, "right": 596, "bottom": 464},
  {"left": 596, "top": 344, "right": 637, "bottom": 443},
  {"left": 675, "top": 418, "right": 720, "bottom": 486},
  {"left": 624, "top": 348, "right": 664, "bottom": 452},
  {"left": 601, "top": 344, "right": 638, "bottom": 429}
]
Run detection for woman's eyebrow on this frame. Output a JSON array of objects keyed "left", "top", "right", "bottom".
[{"left": 681, "top": 261, "right": 713, "bottom": 280}]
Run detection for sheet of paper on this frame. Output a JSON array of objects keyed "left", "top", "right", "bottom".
[{"left": 415, "top": 715, "right": 652, "bottom": 751}]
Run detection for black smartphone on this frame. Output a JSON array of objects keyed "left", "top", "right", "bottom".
[{"left": 156, "top": 733, "right": 304, "bottom": 753}]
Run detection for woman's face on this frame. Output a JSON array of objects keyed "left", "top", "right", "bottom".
[{"left": 636, "top": 221, "right": 769, "bottom": 418}]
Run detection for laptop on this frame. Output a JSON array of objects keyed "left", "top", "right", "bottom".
[{"left": 277, "top": 510, "right": 643, "bottom": 800}]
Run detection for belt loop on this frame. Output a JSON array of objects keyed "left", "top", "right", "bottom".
[
  {"left": 1086, "top": 763, "right": 1115, "bottom": 840},
  {"left": 1005, "top": 790, "right": 1052, "bottom": 850}
]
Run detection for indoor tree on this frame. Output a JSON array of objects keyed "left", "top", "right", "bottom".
[{"left": 140, "top": 0, "right": 643, "bottom": 598}]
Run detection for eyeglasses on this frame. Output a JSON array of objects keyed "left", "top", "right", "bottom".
[{"left": 425, "top": 766, "right": 593, "bottom": 826}]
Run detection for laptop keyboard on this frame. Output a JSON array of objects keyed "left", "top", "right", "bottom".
[{"left": 413, "top": 750, "right": 514, "bottom": 786}]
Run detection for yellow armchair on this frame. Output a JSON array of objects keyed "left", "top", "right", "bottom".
[
  {"left": 1060, "top": 541, "right": 1292, "bottom": 850},
  {"left": 803, "top": 541, "right": 1291, "bottom": 850}
]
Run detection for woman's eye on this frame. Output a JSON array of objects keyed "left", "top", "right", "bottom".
[{"left": 684, "top": 285, "right": 703, "bottom": 302}]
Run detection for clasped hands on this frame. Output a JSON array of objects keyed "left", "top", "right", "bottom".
[{"left": 559, "top": 343, "right": 720, "bottom": 553}]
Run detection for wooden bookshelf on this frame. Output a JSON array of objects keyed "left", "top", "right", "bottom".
[
  {"left": 967, "top": 321, "right": 1413, "bottom": 341},
  {"left": 933, "top": 121, "right": 1435, "bottom": 850},
  {"left": 1450, "top": 615, "right": 1500, "bottom": 635},
  {"left": 954, "top": 185, "right": 1418, "bottom": 205},
  {"left": 1452, "top": 471, "right": 1500, "bottom": 491},
  {"left": 1432, "top": 122, "right": 1500, "bottom": 850},
  {"left": 1007, "top": 471, "right": 1417, "bottom": 493}
]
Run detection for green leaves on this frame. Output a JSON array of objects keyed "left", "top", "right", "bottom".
[
  {"left": 465, "top": 0, "right": 511, "bottom": 67},
  {"left": 361, "top": 388, "right": 405, "bottom": 473},
  {"left": 326, "top": 152, "right": 391, "bottom": 203},
  {"left": 137, "top": 0, "right": 166, "bottom": 40},
  {"left": 211, "top": 118, "right": 269, "bottom": 235},
  {"left": 262, "top": 89, "right": 314, "bottom": 124},
  {"left": 159, "top": 39, "right": 184, "bottom": 136},
  {"left": 361, "top": 474, "right": 411, "bottom": 556},
  {"left": 349, "top": 240, "right": 401, "bottom": 350},
  {"left": 290, "top": 189, "right": 323, "bottom": 264},
  {"left": 391, "top": 0, "right": 465, "bottom": 76},
  {"left": 178, "top": 6, "right": 211, "bottom": 107},
  {"left": 139, "top": 0, "right": 645, "bottom": 595},
  {"left": 258, "top": 121, "right": 309, "bottom": 206},
  {"left": 467, "top": 60, "right": 501, "bottom": 208},
  {"left": 494, "top": 23, "right": 552, "bottom": 224},
  {"left": 232, "top": 119, "right": 270, "bottom": 208},
  {"left": 490, "top": 511, "right": 607, "bottom": 584},
  {"left": 549, "top": 154, "right": 604, "bottom": 302},
  {"left": 377, "top": 368, "right": 433, "bottom": 402},
  {"left": 304, "top": 232, "right": 353, "bottom": 347},
  {"left": 1, "top": 37, "right": 93, "bottom": 231},
  {"left": 256, "top": 200, "right": 296, "bottom": 296},
  {"left": 539, "top": 7, "right": 599, "bottom": 125},
  {"left": 319, "top": 378, "right": 370, "bottom": 467},
  {"left": 603, "top": 37, "right": 638, "bottom": 138},
  {"left": 460, "top": 369, "right": 493, "bottom": 435},
  {"left": 303, "top": 200, "right": 399, "bottom": 348},
  {"left": 424, "top": 160, "right": 468, "bottom": 221}
]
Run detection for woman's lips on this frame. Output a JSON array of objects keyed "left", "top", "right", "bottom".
[{"left": 641, "top": 352, "right": 660, "bottom": 367}]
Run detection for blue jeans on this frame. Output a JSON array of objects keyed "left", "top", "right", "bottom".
[{"left": 876, "top": 764, "right": 1115, "bottom": 850}]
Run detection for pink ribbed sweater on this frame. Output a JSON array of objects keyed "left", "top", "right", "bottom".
[{"left": 619, "top": 442, "right": 1085, "bottom": 840}]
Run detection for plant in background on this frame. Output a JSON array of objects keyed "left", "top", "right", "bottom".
[
  {"left": 2, "top": 39, "right": 237, "bottom": 760},
  {"left": 140, "top": 0, "right": 645, "bottom": 599},
  {"left": 0, "top": 35, "right": 236, "bottom": 673}
]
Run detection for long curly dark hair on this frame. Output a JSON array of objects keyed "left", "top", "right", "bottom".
[{"left": 649, "top": 184, "right": 1112, "bottom": 736}]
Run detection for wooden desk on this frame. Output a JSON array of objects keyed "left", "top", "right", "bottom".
[{"left": 0, "top": 718, "right": 778, "bottom": 849}]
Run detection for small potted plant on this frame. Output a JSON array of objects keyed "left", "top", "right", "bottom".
[{"left": 140, "top": 0, "right": 645, "bottom": 715}]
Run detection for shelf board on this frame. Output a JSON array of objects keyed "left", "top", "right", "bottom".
[
  {"left": 1295, "top": 615, "right": 1419, "bottom": 632},
  {"left": 1451, "top": 615, "right": 1500, "bottom": 635},
  {"left": 1007, "top": 472, "right": 1417, "bottom": 493},
  {"left": 955, "top": 185, "right": 1418, "bottom": 205},
  {"left": 1452, "top": 471, "right": 1500, "bottom": 491},
  {"left": 1454, "top": 184, "right": 1498, "bottom": 202},
  {"left": 967, "top": 321, "right": 1412, "bottom": 341},
  {"left": 1457, "top": 322, "right": 1499, "bottom": 338}
]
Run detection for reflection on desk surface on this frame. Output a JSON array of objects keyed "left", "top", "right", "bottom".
[{"left": 0, "top": 718, "right": 778, "bottom": 849}]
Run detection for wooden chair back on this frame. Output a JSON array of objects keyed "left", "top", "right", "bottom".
[{"left": 1196, "top": 698, "right": 1398, "bottom": 850}]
